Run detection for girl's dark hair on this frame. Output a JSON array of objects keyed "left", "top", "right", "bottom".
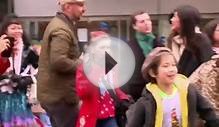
[
  {"left": 0, "top": 14, "right": 30, "bottom": 49},
  {"left": 174, "top": 5, "right": 203, "bottom": 52},
  {"left": 174, "top": 5, "right": 201, "bottom": 38},
  {"left": 204, "top": 19, "right": 219, "bottom": 45},
  {"left": 168, "top": 12, "right": 174, "bottom": 24}
]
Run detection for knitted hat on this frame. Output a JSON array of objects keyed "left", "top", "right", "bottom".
[
  {"left": 99, "top": 22, "right": 110, "bottom": 32},
  {"left": 141, "top": 47, "right": 172, "bottom": 79}
]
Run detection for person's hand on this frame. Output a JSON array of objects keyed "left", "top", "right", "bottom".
[
  {"left": 32, "top": 45, "right": 41, "bottom": 55},
  {"left": 0, "top": 35, "right": 10, "bottom": 53}
]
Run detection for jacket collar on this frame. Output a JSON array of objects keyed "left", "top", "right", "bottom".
[
  {"left": 144, "top": 74, "right": 189, "bottom": 127},
  {"left": 56, "top": 12, "right": 77, "bottom": 35}
]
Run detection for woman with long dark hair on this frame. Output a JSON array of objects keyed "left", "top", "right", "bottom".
[{"left": 168, "top": 5, "right": 214, "bottom": 76}]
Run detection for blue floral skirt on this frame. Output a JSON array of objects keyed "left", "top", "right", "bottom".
[{"left": 0, "top": 91, "right": 38, "bottom": 127}]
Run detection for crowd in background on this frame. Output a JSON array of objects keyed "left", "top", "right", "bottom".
[{"left": 0, "top": 1, "right": 219, "bottom": 127}]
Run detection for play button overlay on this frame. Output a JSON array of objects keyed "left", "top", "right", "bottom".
[
  {"left": 105, "top": 51, "right": 117, "bottom": 74},
  {"left": 83, "top": 36, "right": 135, "bottom": 89}
]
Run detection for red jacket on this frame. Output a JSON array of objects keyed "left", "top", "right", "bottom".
[
  {"left": 76, "top": 64, "right": 129, "bottom": 127},
  {"left": 0, "top": 56, "right": 10, "bottom": 74}
]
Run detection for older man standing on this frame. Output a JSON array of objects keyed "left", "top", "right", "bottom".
[{"left": 37, "top": 0, "right": 86, "bottom": 126}]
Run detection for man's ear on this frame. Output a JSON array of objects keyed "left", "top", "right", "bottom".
[
  {"left": 64, "top": 3, "right": 71, "bottom": 10},
  {"left": 149, "top": 69, "right": 156, "bottom": 78},
  {"left": 132, "top": 24, "right": 137, "bottom": 30}
]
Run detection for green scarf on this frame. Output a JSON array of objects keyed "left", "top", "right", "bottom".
[{"left": 135, "top": 32, "right": 155, "bottom": 56}]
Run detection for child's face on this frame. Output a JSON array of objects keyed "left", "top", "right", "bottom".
[{"left": 155, "top": 54, "right": 177, "bottom": 86}]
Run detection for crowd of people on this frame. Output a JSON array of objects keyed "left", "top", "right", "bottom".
[{"left": 0, "top": 0, "right": 219, "bottom": 127}]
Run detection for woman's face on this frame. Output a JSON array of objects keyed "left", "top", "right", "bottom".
[
  {"left": 6, "top": 24, "right": 23, "bottom": 40},
  {"left": 213, "top": 24, "right": 219, "bottom": 45},
  {"left": 171, "top": 12, "right": 181, "bottom": 32}
]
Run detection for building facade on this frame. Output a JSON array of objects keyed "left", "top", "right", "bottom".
[{"left": 6, "top": 0, "right": 219, "bottom": 42}]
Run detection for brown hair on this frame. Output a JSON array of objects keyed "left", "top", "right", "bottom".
[
  {"left": 204, "top": 19, "right": 219, "bottom": 45},
  {"left": 130, "top": 11, "right": 145, "bottom": 26}
]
